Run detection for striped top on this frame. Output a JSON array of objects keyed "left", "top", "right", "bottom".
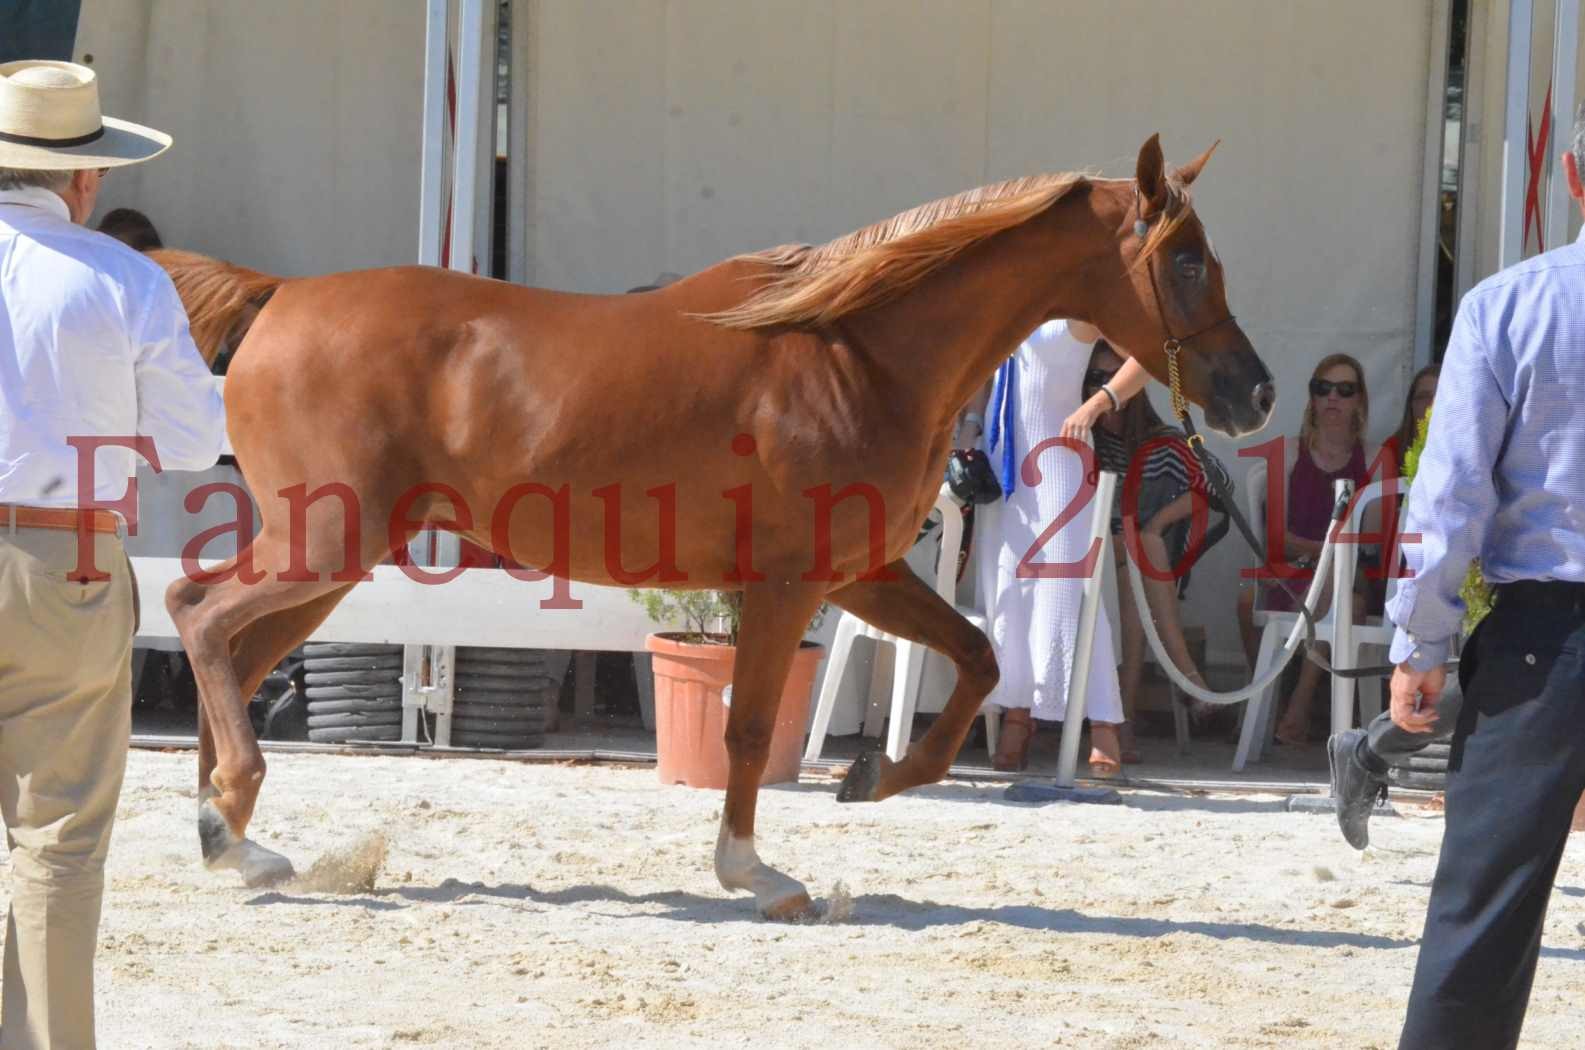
[{"left": 1093, "top": 425, "right": 1228, "bottom": 533}]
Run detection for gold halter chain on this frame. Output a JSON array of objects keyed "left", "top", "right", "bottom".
[{"left": 1164, "top": 339, "right": 1192, "bottom": 429}]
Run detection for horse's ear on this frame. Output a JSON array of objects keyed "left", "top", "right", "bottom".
[
  {"left": 1136, "top": 134, "right": 1169, "bottom": 210},
  {"left": 1175, "top": 140, "right": 1221, "bottom": 187}
]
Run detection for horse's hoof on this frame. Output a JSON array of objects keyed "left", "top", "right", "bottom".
[
  {"left": 759, "top": 890, "right": 815, "bottom": 922},
  {"left": 836, "top": 750, "right": 885, "bottom": 803},
  {"left": 199, "top": 798, "right": 295, "bottom": 886},
  {"left": 197, "top": 795, "right": 236, "bottom": 866},
  {"left": 205, "top": 837, "right": 296, "bottom": 888},
  {"left": 236, "top": 841, "right": 296, "bottom": 888}
]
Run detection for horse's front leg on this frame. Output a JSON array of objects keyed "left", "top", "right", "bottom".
[
  {"left": 828, "top": 559, "right": 998, "bottom": 802},
  {"left": 168, "top": 546, "right": 354, "bottom": 887},
  {"left": 713, "top": 578, "right": 828, "bottom": 920}
]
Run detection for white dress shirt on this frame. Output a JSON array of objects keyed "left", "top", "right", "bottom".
[{"left": 0, "top": 185, "right": 225, "bottom": 511}]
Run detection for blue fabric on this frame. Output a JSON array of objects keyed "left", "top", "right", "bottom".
[
  {"left": 0, "top": 1, "right": 83, "bottom": 63},
  {"left": 986, "top": 356, "right": 1018, "bottom": 500},
  {"left": 1388, "top": 226, "right": 1585, "bottom": 670}
]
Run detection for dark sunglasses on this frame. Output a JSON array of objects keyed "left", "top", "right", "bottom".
[
  {"left": 1083, "top": 368, "right": 1118, "bottom": 389},
  {"left": 1309, "top": 378, "right": 1359, "bottom": 399}
]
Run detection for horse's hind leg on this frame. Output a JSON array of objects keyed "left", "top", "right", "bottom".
[
  {"left": 827, "top": 559, "right": 998, "bottom": 803},
  {"left": 168, "top": 536, "right": 364, "bottom": 886},
  {"left": 713, "top": 578, "right": 828, "bottom": 920}
]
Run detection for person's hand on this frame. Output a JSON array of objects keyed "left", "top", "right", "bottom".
[
  {"left": 1390, "top": 662, "right": 1447, "bottom": 734},
  {"left": 1061, "top": 395, "right": 1106, "bottom": 442}
]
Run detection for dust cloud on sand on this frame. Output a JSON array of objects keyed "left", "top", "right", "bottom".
[
  {"left": 288, "top": 831, "right": 388, "bottom": 895},
  {"left": 33, "top": 751, "right": 1585, "bottom": 1049}
]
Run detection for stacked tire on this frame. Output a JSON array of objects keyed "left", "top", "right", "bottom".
[
  {"left": 302, "top": 643, "right": 405, "bottom": 744},
  {"left": 450, "top": 646, "right": 554, "bottom": 750},
  {"left": 1390, "top": 740, "right": 1451, "bottom": 792}
]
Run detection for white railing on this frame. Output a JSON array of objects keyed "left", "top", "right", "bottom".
[{"left": 131, "top": 558, "right": 678, "bottom": 652}]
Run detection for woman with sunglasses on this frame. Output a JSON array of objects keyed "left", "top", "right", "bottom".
[
  {"left": 1078, "top": 341, "right": 1230, "bottom": 761},
  {"left": 1235, "top": 352, "right": 1374, "bottom": 745}
]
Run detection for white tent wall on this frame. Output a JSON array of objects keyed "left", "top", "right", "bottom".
[
  {"left": 1469, "top": 0, "right": 1585, "bottom": 287},
  {"left": 519, "top": 0, "right": 1435, "bottom": 671},
  {"left": 74, "top": 0, "right": 426, "bottom": 277}
]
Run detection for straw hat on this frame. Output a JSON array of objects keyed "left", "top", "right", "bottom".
[{"left": 0, "top": 60, "right": 170, "bottom": 170}]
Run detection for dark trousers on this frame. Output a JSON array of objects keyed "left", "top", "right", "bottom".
[
  {"left": 1365, "top": 679, "right": 1463, "bottom": 768},
  {"left": 1399, "top": 581, "right": 1585, "bottom": 1050}
]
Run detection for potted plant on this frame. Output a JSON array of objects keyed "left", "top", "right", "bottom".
[{"left": 630, "top": 589, "right": 825, "bottom": 789}]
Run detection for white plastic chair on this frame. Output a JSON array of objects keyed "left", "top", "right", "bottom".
[
  {"left": 1233, "top": 474, "right": 1391, "bottom": 770},
  {"left": 804, "top": 484, "right": 998, "bottom": 763},
  {"left": 1328, "top": 478, "right": 1400, "bottom": 738}
]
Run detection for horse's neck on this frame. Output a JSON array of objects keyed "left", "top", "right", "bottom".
[{"left": 849, "top": 196, "right": 1116, "bottom": 423}]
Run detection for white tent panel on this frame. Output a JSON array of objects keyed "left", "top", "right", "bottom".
[
  {"left": 77, "top": 0, "right": 425, "bottom": 277},
  {"left": 522, "top": 0, "right": 1434, "bottom": 666}
]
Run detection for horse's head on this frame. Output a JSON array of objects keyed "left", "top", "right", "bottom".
[{"left": 1088, "top": 135, "right": 1274, "bottom": 438}]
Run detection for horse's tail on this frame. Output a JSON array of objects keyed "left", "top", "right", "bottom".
[{"left": 147, "top": 248, "right": 288, "bottom": 367}]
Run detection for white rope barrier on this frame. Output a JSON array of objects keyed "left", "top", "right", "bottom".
[{"left": 1121, "top": 483, "right": 1337, "bottom": 707}]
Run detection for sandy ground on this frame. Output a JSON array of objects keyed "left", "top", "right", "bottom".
[{"left": 8, "top": 750, "right": 1585, "bottom": 1050}]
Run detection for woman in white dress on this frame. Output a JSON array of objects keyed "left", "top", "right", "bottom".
[{"left": 971, "top": 319, "right": 1150, "bottom": 775}]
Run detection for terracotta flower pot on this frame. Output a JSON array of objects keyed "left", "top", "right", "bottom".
[{"left": 647, "top": 633, "right": 824, "bottom": 789}]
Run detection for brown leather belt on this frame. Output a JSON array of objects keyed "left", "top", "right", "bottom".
[{"left": 0, "top": 504, "right": 120, "bottom": 534}]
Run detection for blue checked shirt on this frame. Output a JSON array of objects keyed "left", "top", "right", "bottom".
[{"left": 1388, "top": 225, "right": 1585, "bottom": 671}]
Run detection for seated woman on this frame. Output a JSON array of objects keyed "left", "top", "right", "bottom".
[
  {"left": 1377, "top": 363, "right": 1439, "bottom": 603},
  {"left": 1235, "top": 353, "right": 1375, "bottom": 745},
  {"left": 1069, "top": 341, "right": 1228, "bottom": 761}
]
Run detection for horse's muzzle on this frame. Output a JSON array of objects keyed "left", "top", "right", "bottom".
[{"left": 1252, "top": 381, "right": 1276, "bottom": 418}]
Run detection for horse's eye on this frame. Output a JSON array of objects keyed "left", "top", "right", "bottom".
[{"left": 1176, "top": 257, "right": 1204, "bottom": 281}]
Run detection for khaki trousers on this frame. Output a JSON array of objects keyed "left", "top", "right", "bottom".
[{"left": 0, "top": 527, "right": 133, "bottom": 1050}]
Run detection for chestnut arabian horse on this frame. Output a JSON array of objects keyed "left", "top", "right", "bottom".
[{"left": 157, "top": 135, "right": 1274, "bottom": 919}]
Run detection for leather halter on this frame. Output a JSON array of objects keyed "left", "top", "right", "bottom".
[{"left": 1132, "top": 184, "right": 1238, "bottom": 429}]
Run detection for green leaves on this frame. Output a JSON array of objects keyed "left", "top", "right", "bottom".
[
  {"left": 628, "top": 588, "right": 827, "bottom": 647},
  {"left": 629, "top": 589, "right": 743, "bottom": 646},
  {"left": 1402, "top": 406, "right": 1491, "bottom": 633}
]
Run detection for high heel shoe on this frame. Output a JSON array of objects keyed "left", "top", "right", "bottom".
[{"left": 993, "top": 708, "right": 1035, "bottom": 772}]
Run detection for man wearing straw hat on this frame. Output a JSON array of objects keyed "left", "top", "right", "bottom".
[{"left": 0, "top": 60, "right": 224, "bottom": 1048}]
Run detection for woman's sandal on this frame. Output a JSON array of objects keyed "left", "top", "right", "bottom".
[
  {"left": 1273, "top": 708, "right": 1311, "bottom": 747},
  {"left": 1118, "top": 721, "right": 1142, "bottom": 765},
  {"left": 1088, "top": 723, "right": 1123, "bottom": 779},
  {"left": 993, "top": 708, "right": 1036, "bottom": 772},
  {"left": 1273, "top": 725, "right": 1310, "bottom": 747}
]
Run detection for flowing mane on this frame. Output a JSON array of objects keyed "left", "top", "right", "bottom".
[
  {"left": 702, "top": 172, "right": 1086, "bottom": 330},
  {"left": 148, "top": 248, "right": 287, "bottom": 365},
  {"left": 704, "top": 171, "right": 1193, "bottom": 331}
]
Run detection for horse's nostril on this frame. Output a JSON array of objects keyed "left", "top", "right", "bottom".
[{"left": 1252, "top": 382, "right": 1276, "bottom": 416}]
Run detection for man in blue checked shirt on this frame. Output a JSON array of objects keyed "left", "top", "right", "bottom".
[{"left": 1348, "top": 101, "right": 1585, "bottom": 1050}]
